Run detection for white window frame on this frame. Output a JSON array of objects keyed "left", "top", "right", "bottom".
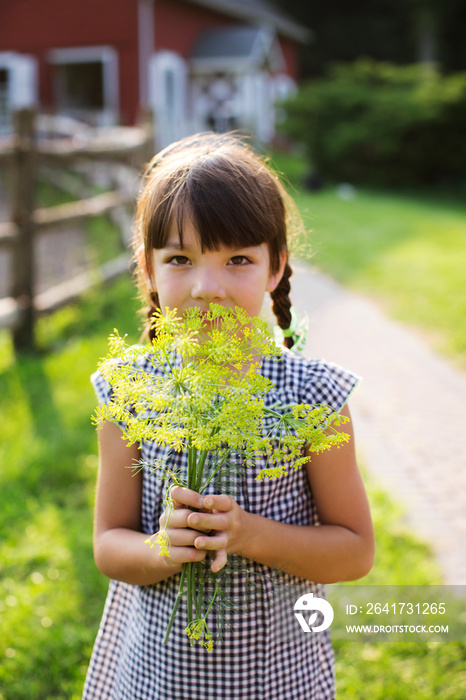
[
  {"left": 0, "top": 52, "right": 37, "bottom": 133},
  {"left": 149, "top": 51, "right": 188, "bottom": 148},
  {"left": 48, "top": 45, "right": 119, "bottom": 126}
]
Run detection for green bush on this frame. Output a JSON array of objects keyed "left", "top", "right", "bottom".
[{"left": 280, "top": 60, "right": 466, "bottom": 186}]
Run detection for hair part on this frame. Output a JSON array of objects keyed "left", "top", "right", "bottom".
[{"left": 133, "top": 132, "right": 302, "bottom": 346}]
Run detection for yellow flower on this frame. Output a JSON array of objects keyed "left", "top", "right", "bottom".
[
  {"left": 185, "top": 619, "right": 214, "bottom": 651},
  {"left": 145, "top": 530, "right": 171, "bottom": 556}
]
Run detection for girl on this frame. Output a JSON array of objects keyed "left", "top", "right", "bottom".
[{"left": 83, "top": 133, "right": 374, "bottom": 700}]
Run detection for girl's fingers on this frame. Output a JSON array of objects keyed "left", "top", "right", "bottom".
[
  {"left": 171, "top": 486, "right": 204, "bottom": 510},
  {"left": 163, "top": 547, "right": 207, "bottom": 566},
  {"left": 160, "top": 508, "right": 189, "bottom": 527},
  {"left": 201, "top": 494, "right": 233, "bottom": 512},
  {"left": 194, "top": 532, "right": 228, "bottom": 551},
  {"left": 171, "top": 489, "right": 236, "bottom": 524},
  {"left": 164, "top": 528, "right": 199, "bottom": 547},
  {"left": 186, "top": 511, "right": 228, "bottom": 531},
  {"left": 171, "top": 489, "right": 234, "bottom": 513},
  {"left": 210, "top": 548, "right": 228, "bottom": 573},
  {"left": 161, "top": 508, "right": 213, "bottom": 533}
]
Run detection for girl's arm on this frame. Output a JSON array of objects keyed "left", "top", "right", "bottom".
[
  {"left": 182, "top": 404, "right": 375, "bottom": 583},
  {"left": 93, "top": 420, "right": 207, "bottom": 585}
]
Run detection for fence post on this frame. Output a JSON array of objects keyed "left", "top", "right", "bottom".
[
  {"left": 137, "top": 107, "right": 155, "bottom": 164},
  {"left": 11, "top": 108, "right": 36, "bottom": 351}
]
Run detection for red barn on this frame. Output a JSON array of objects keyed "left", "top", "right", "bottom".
[{"left": 0, "top": 0, "right": 310, "bottom": 146}]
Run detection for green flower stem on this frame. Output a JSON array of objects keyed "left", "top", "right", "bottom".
[
  {"left": 188, "top": 445, "right": 197, "bottom": 490},
  {"left": 187, "top": 562, "right": 196, "bottom": 645},
  {"left": 204, "top": 578, "right": 219, "bottom": 620},
  {"left": 195, "top": 561, "right": 204, "bottom": 620},
  {"left": 164, "top": 565, "right": 187, "bottom": 644},
  {"left": 198, "top": 451, "right": 233, "bottom": 494},
  {"left": 193, "top": 422, "right": 222, "bottom": 492},
  {"left": 160, "top": 346, "right": 175, "bottom": 375},
  {"left": 186, "top": 444, "right": 198, "bottom": 643},
  {"left": 194, "top": 449, "right": 209, "bottom": 493},
  {"left": 186, "top": 441, "right": 223, "bottom": 645}
]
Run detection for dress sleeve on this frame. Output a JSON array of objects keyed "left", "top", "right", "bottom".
[
  {"left": 91, "top": 368, "right": 113, "bottom": 405},
  {"left": 300, "top": 360, "right": 361, "bottom": 412},
  {"left": 91, "top": 345, "right": 149, "bottom": 431},
  {"left": 91, "top": 344, "right": 147, "bottom": 406},
  {"left": 90, "top": 365, "right": 127, "bottom": 431}
]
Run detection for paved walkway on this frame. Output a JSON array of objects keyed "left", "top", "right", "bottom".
[{"left": 291, "top": 261, "right": 466, "bottom": 585}]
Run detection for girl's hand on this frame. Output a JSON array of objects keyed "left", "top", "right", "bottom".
[
  {"left": 157, "top": 486, "right": 211, "bottom": 571},
  {"left": 184, "top": 491, "right": 249, "bottom": 573}
]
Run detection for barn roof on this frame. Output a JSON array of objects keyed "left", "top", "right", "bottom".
[
  {"left": 190, "top": 25, "right": 284, "bottom": 71},
  {"left": 186, "top": 0, "right": 312, "bottom": 44}
]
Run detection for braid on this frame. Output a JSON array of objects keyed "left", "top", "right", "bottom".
[
  {"left": 144, "top": 291, "right": 160, "bottom": 342},
  {"left": 270, "top": 261, "right": 294, "bottom": 349}
]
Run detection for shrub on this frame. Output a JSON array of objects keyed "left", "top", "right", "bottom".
[{"left": 280, "top": 60, "right": 466, "bottom": 186}]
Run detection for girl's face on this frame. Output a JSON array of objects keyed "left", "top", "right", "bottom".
[{"left": 150, "top": 219, "right": 285, "bottom": 318}]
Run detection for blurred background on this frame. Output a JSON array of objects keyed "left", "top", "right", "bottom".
[
  {"left": 0, "top": 1, "right": 465, "bottom": 698},
  {"left": 0, "top": 0, "right": 307, "bottom": 146}
]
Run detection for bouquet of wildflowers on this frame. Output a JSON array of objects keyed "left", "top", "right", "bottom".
[{"left": 93, "top": 305, "right": 349, "bottom": 650}]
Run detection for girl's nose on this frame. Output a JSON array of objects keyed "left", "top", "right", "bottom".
[{"left": 191, "top": 268, "right": 226, "bottom": 302}]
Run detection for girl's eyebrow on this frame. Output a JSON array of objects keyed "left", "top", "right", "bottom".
[
  {"left": 162, "top": 240, "right": 262, "bottom": 253},
  {"left": 163, "top": 240, "right": 187, "bottom": 250}
]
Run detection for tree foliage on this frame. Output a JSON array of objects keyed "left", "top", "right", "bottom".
[
  {"left": 272, "top": 0, "right": 466, "bottom": 75},
  {"left": 280, "top": 60, "right": 466, "bottom": 186}
]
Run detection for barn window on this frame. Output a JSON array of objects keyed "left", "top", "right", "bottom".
[
  {"left": 48, "top": 46, "right": 118, "bottom": 126},
  {"left": 56, "top": 61, "right": 104, "bottom": 111}
]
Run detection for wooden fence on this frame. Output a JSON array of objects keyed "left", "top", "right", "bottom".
[{"left": 0, "top": 109, "right": 154, "bottom": 351}]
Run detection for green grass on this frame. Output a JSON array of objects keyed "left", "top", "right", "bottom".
[
  {"left": 0, "top": 278, "right": 141, "bottom": 700},
  {"left": 1, "top": 276, "right": 464, "bottom": 698},
  {"left": 269, "top": 150, "right": 466, "bottom": 369},
  {"left": 335, "top": 640, "right": 465, "bottom": 699},
  {"left": 333, "top": 480, "right": 465, "bottom": 699}
]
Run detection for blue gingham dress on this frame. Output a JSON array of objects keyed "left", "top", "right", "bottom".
[{"left": 83, "top": 348, "right": 360, "bottom": 700}]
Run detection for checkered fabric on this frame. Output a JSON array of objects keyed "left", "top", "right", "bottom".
[{"left": 83, "top": 348, "right": 360, "bottom": 700}]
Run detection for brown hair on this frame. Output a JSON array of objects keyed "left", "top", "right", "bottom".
[{"left": 134, "top": 132, "right": 301, "bottom": 347}]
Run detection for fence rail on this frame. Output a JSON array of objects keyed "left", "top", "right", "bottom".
[{"left": 0, "top": 109, "right": 153, "bottom": 351}]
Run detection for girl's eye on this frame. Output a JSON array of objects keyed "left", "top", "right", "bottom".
[
  {"left": 168, "top": 255, "right": 190, "bottom": 265},
  {"left": 229, "top": 255, "right": 251, "bottom": 266}
]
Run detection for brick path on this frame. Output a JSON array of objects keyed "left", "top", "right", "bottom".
[{"left": 291, "top": 261, "right": 466, "bottom": 585}]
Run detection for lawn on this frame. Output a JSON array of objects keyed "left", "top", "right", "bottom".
[
  {"left": 1, "top": 275, "right": 465, "bottom": 699},
  {"left": 269, "top": 151, "right": 466, "bottom": 369}
]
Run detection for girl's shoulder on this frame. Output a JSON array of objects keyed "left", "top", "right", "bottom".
[{"left": 262, "top": 347, "right": 361, "bottom": 412}]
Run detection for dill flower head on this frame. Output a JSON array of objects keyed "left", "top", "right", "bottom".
[
  {"left": 185, "top": 620, "right": 214, "bottom": 651},
  {"left": 94, "top": 305, "right": 281, "bottom": 453},
  {"left": 94, "top": 304, "right": 349, "bottom": 488}
]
